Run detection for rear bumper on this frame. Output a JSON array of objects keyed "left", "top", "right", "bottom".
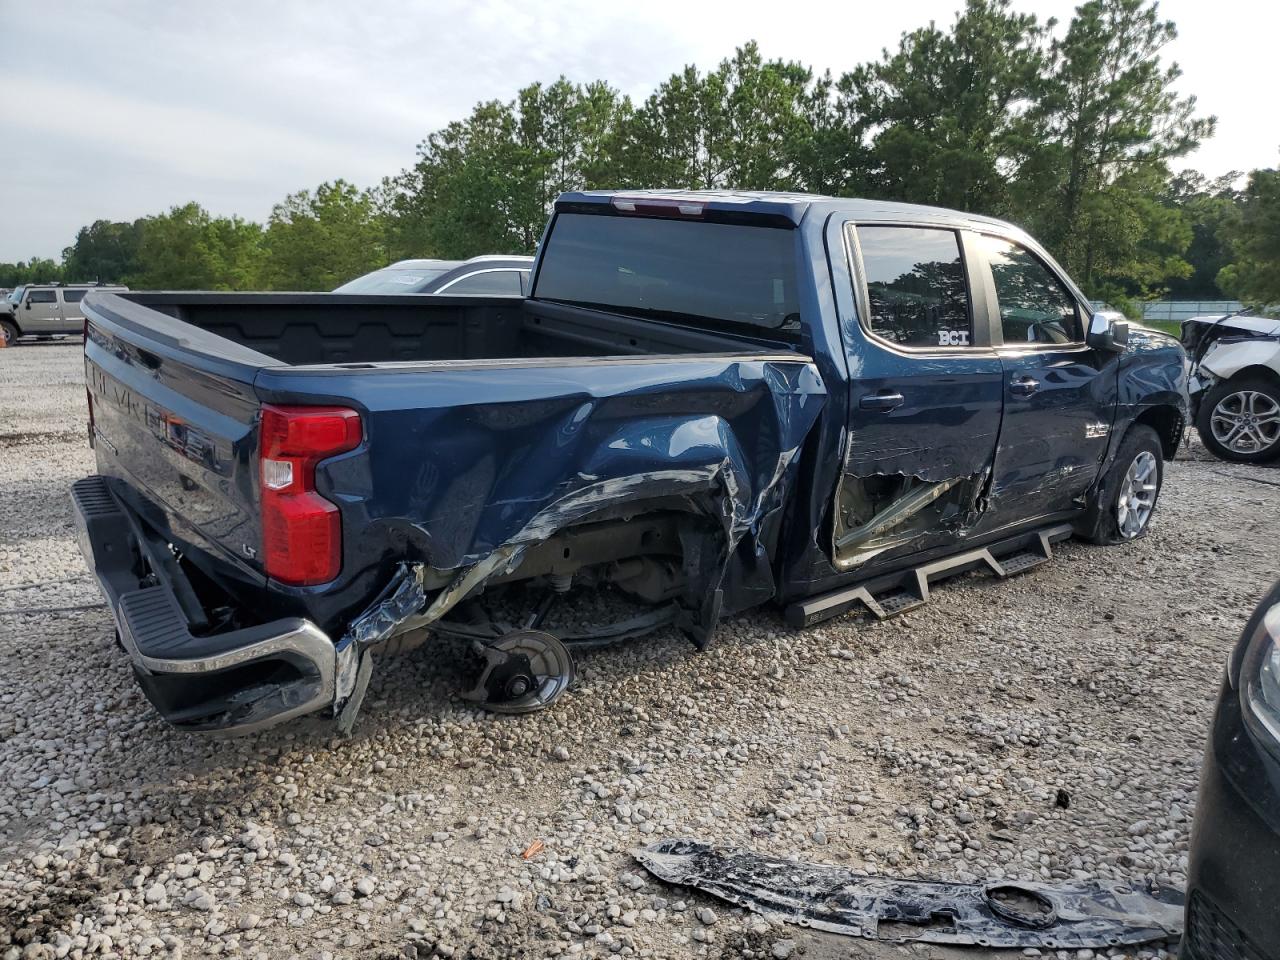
[{"left": 71, "top": 475, "right": 343, "bottom": 734}]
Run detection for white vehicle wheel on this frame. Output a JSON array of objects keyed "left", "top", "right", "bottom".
[{"left": 1196, "top": 375, "right": 1280, "bottom": 463}]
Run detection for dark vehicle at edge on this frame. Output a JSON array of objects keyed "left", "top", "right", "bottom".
[
  {"left": 1184, "top": 580, "right": 1280, "bottom": 960},
  {"left": 71, "top": 190, "right": 1189, "bottom": 734}
]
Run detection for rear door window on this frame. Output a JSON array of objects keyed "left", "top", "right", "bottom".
[
  {"left": 62, "top": 289, "right": 87, "bottom": 303},
  {"left": 855, "top": 226, "right": 972, "bottom": 349},
  {"left": 979, "top": 236, "right": 1084, "bottom": 344}
]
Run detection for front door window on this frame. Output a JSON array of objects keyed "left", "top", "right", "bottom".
[{"left": 980, "top": 236, "right": 1083, "bottom": 345}]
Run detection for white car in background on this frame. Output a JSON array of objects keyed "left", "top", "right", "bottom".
[
  {"left": 334, "top": 255, "right": 533, "bottom": 296},
  {"left": 1183, "top": 313, "right": 1280, "bottom": 462}
]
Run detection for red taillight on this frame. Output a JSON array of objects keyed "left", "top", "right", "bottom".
[{"left": 259, "top": 404, "right": 361, "bottom": 586}]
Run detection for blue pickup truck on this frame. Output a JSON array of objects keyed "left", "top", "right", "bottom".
[{"left": 73, "top": 190, "right": 1188, "bottom": 734}]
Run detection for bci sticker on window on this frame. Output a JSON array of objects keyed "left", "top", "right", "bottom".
[{"left": 938, "top": 329, "right": 970, "bottom": 346}]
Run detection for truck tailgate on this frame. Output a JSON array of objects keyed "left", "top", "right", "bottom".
[{"left": 84, "top": 293, "right": 280, "bottom": 590}]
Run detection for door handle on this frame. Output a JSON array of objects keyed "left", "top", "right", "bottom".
[
  {"left": 859, "top": 390, "right": 905, "bottom": 412},
  {"left": 1009, "top": 376, "right": 1039, "bottom": 397}
]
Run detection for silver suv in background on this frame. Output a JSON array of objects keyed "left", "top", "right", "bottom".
[
  {"left": 2, "top": 283, "right": 129, "bottom": 344},
  {"left": 334, "top": 255, "right": 533, "bottom": 296}
]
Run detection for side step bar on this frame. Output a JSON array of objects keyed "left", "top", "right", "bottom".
[{"left": 784, "top": 523, "right": 1074, "bottom": 629}]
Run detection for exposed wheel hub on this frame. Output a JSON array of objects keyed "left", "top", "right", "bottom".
[{"left": 461, "top": 629, "right": 575, "bottom": 714}]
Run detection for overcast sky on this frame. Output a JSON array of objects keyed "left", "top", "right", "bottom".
[{"left": 2, "top": 0, "right": 1276, "bottom": 262}]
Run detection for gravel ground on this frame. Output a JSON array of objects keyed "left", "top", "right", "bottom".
[{"left": 2, "top": 341, "right": 1278, "bottom": 960}]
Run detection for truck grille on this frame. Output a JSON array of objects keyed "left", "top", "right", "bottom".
[{"left": 1184, "top": 892, "right": 1269, "bottom": 960}]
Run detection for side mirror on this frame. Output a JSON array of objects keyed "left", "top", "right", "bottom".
[
  {"left": 24, "top": 300, "right": 31, "bottom": 309},
  {"left": 1087, "top": 311, "right": 1129, "bottom": 353}
]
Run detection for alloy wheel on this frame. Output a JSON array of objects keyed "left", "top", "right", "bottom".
[
  {"left": 1210, "top": 390, "right": 1280, "bottom": 455},
  {"left": 1116, "top": 450, "right": 1157, "bottom": 539}
]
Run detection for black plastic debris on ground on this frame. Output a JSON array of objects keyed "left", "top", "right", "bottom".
[{"left": 632, "top": 839, "right": 1183, "bottom": 949}]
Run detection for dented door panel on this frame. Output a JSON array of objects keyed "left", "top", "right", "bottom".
[
  {"left": 987, "top": 348, "right": 1117, "bottom": 524},
  {"left": 834, "top": 360, "right": 1003, "bottom": 568},
  {"left": 829, "top": 221, "right": 1004, "bottom": 571}
]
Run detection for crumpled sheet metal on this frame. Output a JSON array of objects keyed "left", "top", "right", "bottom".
[
  {"left": 343, "top": 359, "right": 826, "bottom": 646},
  {"left": 831, "top": 469, "right": 991, "bottom": 571},
  {"left": 340, "top": 459, "right": 789, "bottom": 648},
  {"left": 842, "top": 429, "right": 1002, "bottom": 485},
  {"left": 364, "top": 358, "right": 825, "bottom": 570},
  {"left": 632, "top": 839, "right": 1183, "bottom": 949}
]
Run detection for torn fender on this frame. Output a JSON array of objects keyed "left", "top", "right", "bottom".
[
  {"left": 633, "top": 839, "right": 1183, "bottom": 949},
  {"left": 340, "top": 357, "right": 826, "bottom": 646}
]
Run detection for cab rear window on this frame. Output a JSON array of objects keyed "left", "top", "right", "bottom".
[{"left": 534, "top": 213, "right": 801, "bottom": 339}]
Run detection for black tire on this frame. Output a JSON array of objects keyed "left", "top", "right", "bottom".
[
  {"left": 0, "top": 319, "right": 17, "bottom": 346},
  {"left": 1195, "top": 374, "right": 1280, "bottom": 463},
  {"left": 1077, "top": 424, "right": 1164, "bottom": 545}
]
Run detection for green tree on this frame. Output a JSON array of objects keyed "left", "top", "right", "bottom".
[
  {"left": 6, "top": 19, "right": 1235, "bottom": 302},
  {"left": 392, "top": 79, "right": 631, "bottom": 258},
  {"left": 1218, "top": 167, "right": 1280, "bottom": 308},
  {"left": 517, "top": 78, "right": 628, "bottom": 203},
  {"left": 62, "top": 219, "right": 143, "bottom": 284},
  {"left": 1160, "top": 170, "right": 1242, "bottom": 299},
  {"left": 618, "top": 44, "right": 826, "bottom": 191},
  {"left": 1014, "top": 0, "right": 1213, "bottom": 298},
  {"left": 396, "top": 100, "right": 531, "bottom": 257},
  {"left": 0, "top": 258, "right": 63, "bottom": 288},
  {"left": 261, "top": 180, "right": 388, "bottom": 290},
  {"left": 129, "top": 203, "right": 264, "bottom": 289},
  {"left": 851, "top": 0, "right": 1050, "bottom": 212},
  {"left": 788, "top": 70, "right": 874, "bottom": 196}
]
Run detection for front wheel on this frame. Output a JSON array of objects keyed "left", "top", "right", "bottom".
[
  {"left": 1078, "top": 425, "right": 1164, "bottom": 545},
  {"left": 0, "top": 320, "right": 17, "bottom": 346},
  {"left": 1195, "top": 374, "right": 1280, "bottom": 463}
]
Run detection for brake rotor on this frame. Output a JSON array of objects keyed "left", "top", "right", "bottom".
[{"left": 460, "top": 629, "right": 575, "bottom": 714}]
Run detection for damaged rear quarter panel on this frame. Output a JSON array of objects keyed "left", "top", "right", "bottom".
[{"left": 257, "top": 355, "right": 826, "bottom": 633}]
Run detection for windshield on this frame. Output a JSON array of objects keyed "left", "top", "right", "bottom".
[
  {"left": 7, "top": 286, "right": 24, "bottom": 304},
  {"left": 334, "top": 267, "right": 452, "bottom": 294},
  {"left": 533, "top": 213, "right": 801, "bottom": 338}
]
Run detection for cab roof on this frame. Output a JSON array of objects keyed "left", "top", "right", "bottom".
[{"left": 555, "top": 189, "right": 1020, "bottom": 233}]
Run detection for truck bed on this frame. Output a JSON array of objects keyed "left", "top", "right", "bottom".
[
  {"left": 80, "top": 289, "right": 818, "bottom": 650},
  {"left": 114, "top": 291, "right": 775, "bottom": 366}
]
